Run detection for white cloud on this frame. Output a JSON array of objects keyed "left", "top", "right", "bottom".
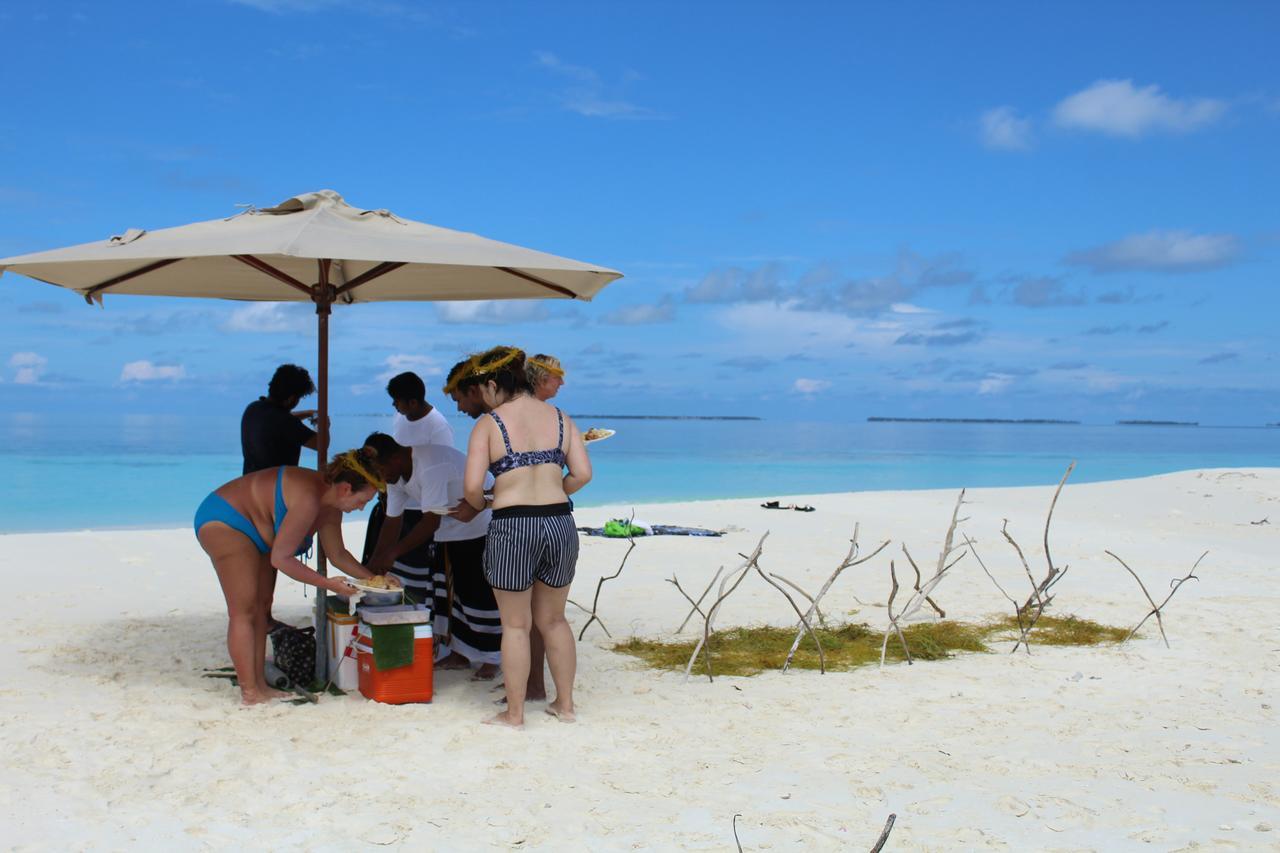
[
  {"left": 120, "top": 360, "right": 186, "bottom": 382},
  {"left": 1052, "top": 79, "right": 1226, "bottom": 138},
  {"left": 1065, "top": 230, "right": 1240, "bottom": 273},
  {"left": 792, "top": 378, "right": 831, "bottom": 395},
  {"left": 9, "top": 351, "right": 47, "bottom": 385},
  {"left": 600, "top": 296, "right": 676, "bottom": 325},
  {"left": 977, "top": 373, "right": 1014, "bottom": 395},
  {"left": 377, "top": 354, "right": 442, "bottom": 384},
  {"left": 435, "top": 300, "right": 550, "bottom": 325},
  {"left": 535, "top": 51, "right": 665, "bottom": 120},
  {"left": 222, "top": 302, "right": 309, "bottom": 333},
  {"left": 889, "top": 302, "right": 934, "bottom": 315},
  {"left": 980, "top": 106, "right": 1033, "bottom": 150}
]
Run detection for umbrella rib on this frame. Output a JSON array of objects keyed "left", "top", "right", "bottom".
[
  {"left": 83, "top": 258, "right": 185, "bottom": 303},
  {"left": 333, "top": 261, "right": 407, "bottom": 297},
  {"left": 495, "top": 266, "right": 578, "bottom": 298},
  {"left": 231, "top": 254, "right": 313, "bottom": 297}
]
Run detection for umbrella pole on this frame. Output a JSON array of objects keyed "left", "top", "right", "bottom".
[{"left": 313, "top": 261, "right": 333, "bottom": 683}]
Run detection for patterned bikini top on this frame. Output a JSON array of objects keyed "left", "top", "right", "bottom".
[{"left": 487, "top": 408, "right": 567, "bottom": 478}]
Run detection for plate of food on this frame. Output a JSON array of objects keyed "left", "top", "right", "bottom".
[
  {"left": 349, "top": 576, "right": 404, "bottom": 594},
  {"left": 583, "top": 428, "right": 616, "bottom": 444}
]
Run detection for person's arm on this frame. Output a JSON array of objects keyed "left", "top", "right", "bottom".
[
  {"left": 391, "top": 512, "right": 441, "bottom": 558},
  {"left": 464, "top": 418, "right": 493, "bottom": 511},
  {"left": 562, "top": 415, "right": 592, "bottom": 496},
  {"left": 270, "top": 491, "right": 363, "bottom": 593},
  {"left": 316, "top": 509, "right": 375, "bottom": 579},
  {"left": 367, "top": 512, "right": 404, "bottom": 575}
]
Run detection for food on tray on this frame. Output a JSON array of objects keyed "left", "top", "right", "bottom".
[
  {"left": 583, "top": 428, "right": 615, "bottom": 443},
  {"left": 357, "top": 575, "right": 401, "bottom": 590}
]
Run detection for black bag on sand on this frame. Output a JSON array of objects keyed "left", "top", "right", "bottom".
[{"left": 270, "top": 624, "right": 316, "bottom": 688}]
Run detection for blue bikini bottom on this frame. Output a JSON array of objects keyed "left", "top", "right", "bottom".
[{"left": 194, "top": 492, "right": 270, "bottom": 554}]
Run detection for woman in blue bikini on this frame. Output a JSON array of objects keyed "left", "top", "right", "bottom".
[
  {"left": 463, "top": 346, "right": 592, "bottom": 727},
  {"left": 194, "top": 448, "right": 384, "bottom": 705}
]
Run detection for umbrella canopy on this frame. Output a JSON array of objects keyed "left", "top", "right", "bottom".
[
  {"left": 0, "top": 189, "right": 621, "bottom": 304},
  {"left": 0, "top": 189, "right": 623, "bottom": 679}
]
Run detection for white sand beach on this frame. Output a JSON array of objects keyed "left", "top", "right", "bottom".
[{"left": 1, "top": 469, "right": 1277, "bottom": 850}]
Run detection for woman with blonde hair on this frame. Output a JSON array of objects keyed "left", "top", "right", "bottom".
[
  {"left": 525, "top": 353, "right": 565, "bottom": 401},
  {"left": 463, "top": 346, "right": 591, "bottom": 726},
  {"left": 194, "top": 450, "right": 384, "bottom": 704}
]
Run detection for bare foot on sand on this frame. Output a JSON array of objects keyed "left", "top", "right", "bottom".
[
  {"left": 545, "top": 703, "right": 576, "bottom": 723},
  {"left": 437, "top": 653, "right": 472, "bottom": 671},
  {"left": 472, "top": 663, "right": 499, "bottom": 681},
  {"left": 241, "top": 688, "right": 289, "bottom": 706},
  {"left": 484, "top": 711, "right": 524, "bottom": 728}
]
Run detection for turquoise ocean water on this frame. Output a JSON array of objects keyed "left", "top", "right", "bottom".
[{"left": 2, "top": 412, "right": 1278, "bottom": 533}]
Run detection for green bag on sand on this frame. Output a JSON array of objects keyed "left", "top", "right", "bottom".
[
  {"left": 370, "top": 624, "right": 414, "bottom": 670},
  {"left": 603, "top": 519, "right": 646, "bottom": 538}
]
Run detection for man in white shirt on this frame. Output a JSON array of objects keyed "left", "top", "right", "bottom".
[
  {"left": 387, "top": 371, "right": 455, "bottom": 449},
  {"left": 365, "top": 432, "right": 501, "bottom": 678}
]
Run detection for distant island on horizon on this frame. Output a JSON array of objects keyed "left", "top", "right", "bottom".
[
  {"left": 570, "top": 414, "right": 763, "bottom": 421},
  {"left": 1116, "top": 420, "right": 1199, "bottom": 427},
  {"left": 867, "top": 417, "right": 1080, "bottom": 425}
]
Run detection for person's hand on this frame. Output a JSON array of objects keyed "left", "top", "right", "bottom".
[
  {"left": 449, "top": 497, "right": 480, "bottom": 522},
  {"left": 328, "top": 577, "right": 358, "bottom": 597},
  {"left": 367, "top": 553, "right": 394, "bottom": 576},
  {"left": 293, "top": 408, "right": 318, "bottom": 419}
]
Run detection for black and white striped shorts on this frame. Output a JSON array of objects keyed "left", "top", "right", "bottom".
[{"left": 483, "top": 503, "right": 579, "bottom": 592}]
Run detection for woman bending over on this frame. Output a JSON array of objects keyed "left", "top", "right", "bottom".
[
  {"left": 194, "top": 450, "right": 383, "bottom": 704},
  {"left": 463, "top": 346, "right": 591, "bottom": 727}
]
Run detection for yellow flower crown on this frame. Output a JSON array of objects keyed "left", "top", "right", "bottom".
[
  {"left": 333, "top": 450, "right": 386, "bottom": 493},
  {"left": 527, "top": 357, "right": 565, "bottom": 378}
]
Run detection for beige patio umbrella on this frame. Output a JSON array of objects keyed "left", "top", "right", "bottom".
[{"left": 0, "top": 189, "right": 623, "bottom": 677}]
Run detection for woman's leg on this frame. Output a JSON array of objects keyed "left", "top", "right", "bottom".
[
  {"left": 198, "top": 523, "right": 278, "bottom": 705},
  {"left": 487, "top": 587, "right": 533, "bottom": 727},
  {"left": 531, "top": 581, "right": 576, "bottom": 721},
  {"left": 253, "top": 553, "right": 288, "bottom": 698}
]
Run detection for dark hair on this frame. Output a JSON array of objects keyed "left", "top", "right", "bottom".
[
  {"left": 445, "top": 358, "right": 482, "bottom": 393},
  {"left": 473, "top": 346, "right": 533, "bottom": 396},
  {"left": 386, "top": 371, "right": 426, "bottom": 403},
  {"left": 268, "top": 364, "right": 315, "bottom": 401},
  {"left": 324, "top": 447, "right": 383, "bottom": 491},
  {"left": 362, "top": 431, "right": 404, "bottom": 463}
]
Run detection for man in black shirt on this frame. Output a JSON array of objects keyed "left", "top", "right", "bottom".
[{"left": 241, "top": 364, "right": 319, "bottom": 475}]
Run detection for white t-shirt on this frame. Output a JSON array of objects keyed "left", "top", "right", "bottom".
[
  {"left": 392, "top": 407, "right": 455, "bottom": 450},
  {"left": 385, "top": 443, "right": 491, "bottom": 542}
]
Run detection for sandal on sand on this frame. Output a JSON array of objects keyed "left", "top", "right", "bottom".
[
  {"left": 761, "top": 500, "right": 787, "bottom": 510},
  {"left": 794, "top": 505, "right": 815, "bottom": 512}
]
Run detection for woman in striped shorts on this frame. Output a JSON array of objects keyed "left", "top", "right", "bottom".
[{"left": 462, "top": 346, "right": 592, "bottom": 727}]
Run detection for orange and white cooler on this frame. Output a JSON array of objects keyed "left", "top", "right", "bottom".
[{"left": 353, "top": 607, "right": 433, "bottom": 704}]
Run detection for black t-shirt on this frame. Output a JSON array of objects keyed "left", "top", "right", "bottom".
[{"left": 241, "top": 397, "right": 317, "bottom": 475}]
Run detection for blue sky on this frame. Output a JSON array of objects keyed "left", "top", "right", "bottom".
[{"left": 1, "top": 1, "right": 1276, "bottom": 425}]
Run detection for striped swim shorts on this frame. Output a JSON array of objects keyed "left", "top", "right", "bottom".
[{"left": 483, "top": 503, "right": 579, "bottom": 592}]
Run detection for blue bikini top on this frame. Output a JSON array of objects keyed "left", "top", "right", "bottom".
[
  {"left": 487, "top": 408, "right": 567, "bottom": 478},
  {"left": 274, "top": 466, "right": 314, "bottom": 557}
]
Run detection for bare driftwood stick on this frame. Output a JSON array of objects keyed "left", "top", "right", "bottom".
[
  {"left": 870, "top": 813, "right": 897, "bottom": 853},
  {"left": 781, "top": 525, "right": 891, "bottom": 673},
  {"left": 964, "top": 533, "right": 1032, "bottom": 654},
  {"left": 769, "top": 572, "right": 827, "bottom": 625},
  {"left": 571, "top": 535, "right": 638, "bottom": 641},
  {"left": 902, "top": 544, "right": 946, "bottom": 618},
  {"left": 1016, "top": 461, "right": 1075, "bottom": 613},
  {"left": 684, "top": 533, "right": 769, "bottom": 682},
  {"left": 732, "top": 813, "right": 744, "bottom": 852},
  {"left": 1111, "top": 549, "right": 1206, "bottom": 647},
  {"left": 755, "top": 559, "right": 826, "bottom": 673},
  {"left": 676, "top": 564, "right": 728, "bottom": 633},
  {"left": 666, "top": 575, "right": 707, "bottom": 624},
  {"left": 880, "top": 491, "right": 968, "bottom": 667},
  {"left": 883, "top": 560, "right": 913, "bottom": 664}
]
